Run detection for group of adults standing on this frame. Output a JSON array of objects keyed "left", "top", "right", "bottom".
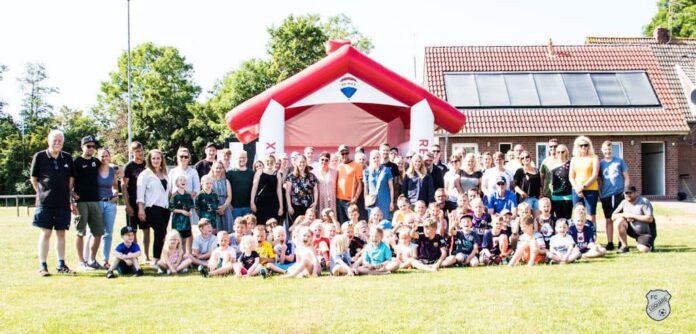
[{"left": 29, "top": 128, "right": 656, "bottom": 276}]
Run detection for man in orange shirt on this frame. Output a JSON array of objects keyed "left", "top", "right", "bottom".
[{"left": 336, "top": 144, "right": 363, "bottom": 223}]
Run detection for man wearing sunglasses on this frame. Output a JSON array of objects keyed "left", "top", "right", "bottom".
[
  {"left": 31, "top": 130, "right": 77, "bottom": 276},
  {"left": 194, "top": 142, "right": 217, "bottom": 178},
  {"left": 73, "top": 135, "right": 105, "bottom": 271},
  {"left": 336, "top": 144, "right": 363, "bottom": 223},
  {"left": 612, "top": 186, "right": 656, "bottom": 253}
]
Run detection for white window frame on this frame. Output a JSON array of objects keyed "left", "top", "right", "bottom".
[
  {"left": 536, "top": 142, "right": 548, "bottom": 167},
  {"left": 452, "top": 143, "right": 479, "bottom": 156},
  {"left": 611, "top": 141, "right": 624, "bottom": 159},
  {"left": 499, "top": 142, "right": 512, "bottom": 154}
]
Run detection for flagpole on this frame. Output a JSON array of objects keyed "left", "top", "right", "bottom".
[{"left": 127, "top": 0, "right": 133, "bottom": 161}]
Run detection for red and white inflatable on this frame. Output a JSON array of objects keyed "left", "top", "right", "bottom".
[{"left": 225, "top": 40, "right": 466, "bottom": 157}]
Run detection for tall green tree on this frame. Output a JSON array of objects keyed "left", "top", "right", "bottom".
[
  {"left": 17, "top": 63, "right": 57, "bottom": 135},
  {"left": 96, "top": 42, "right": 201, "bottom": 162},
  {"left": 54, "top": 106, "right": 101, "bottom": 157},
  {"left": 644, "top": 0, "right": 696, "bottom": 38},
  {"left": 0, "top": 64, "right": 7, "bottom": 113}
]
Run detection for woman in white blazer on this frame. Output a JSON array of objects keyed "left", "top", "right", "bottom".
[{"left": 137, "top": 149, "right": 171, "bottom": 261}]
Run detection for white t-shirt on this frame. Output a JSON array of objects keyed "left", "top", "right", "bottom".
[
  {"left": 549, "top": 234, "right": 575, "bottom": 256},
  {"left": 519, "top": 231, "right": 545, "bottom": 249},
  {"left": 192, "top": 234, "right": 218, "bottom": 255}
]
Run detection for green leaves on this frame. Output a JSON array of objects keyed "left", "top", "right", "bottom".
[{"left": 644, "top": 0, "right": 696, "bottom": 38}]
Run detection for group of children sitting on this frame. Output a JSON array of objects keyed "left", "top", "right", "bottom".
[{"left": 107, "top": 189, "right": 608, "bottom": 279}]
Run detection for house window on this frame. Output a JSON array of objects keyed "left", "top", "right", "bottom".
[
  {"left": 499, "top": 143, "right": 512, "bottom": 154},
  {"left": 612, "top": 142, "right": 623, "bottom": 159},
  {"left": 536, "top": 143, "right": 548, "bottom": 166},
  {"left": 452, "top": 143, "right": 479, "bottom": 156}
]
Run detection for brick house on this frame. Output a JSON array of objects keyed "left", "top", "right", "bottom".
[
  {"left": 423, "top": 34, "right": 692, "bottom": 199},
  {"left": 586, "top": 28, "right": 696, "bottom": 199}
]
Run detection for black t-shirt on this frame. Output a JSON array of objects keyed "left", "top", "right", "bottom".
[
  {"left": 73, "top": 156, "right": 101, "bottom": 202},
  {"left": 429, "top": 165, "right": 445, "bottom": 192},
  {"left": 31, "top": 150, "right": 75, "bottom": 208},
  {"left": 349, "top": 237, "right": 365, "bottom": 258},
  {"left": 194, "top": 160, "right": 213, "bottom": 179},
  {"left": 382, "top": 161, "right": 400, "bottom": 180},
  {"left": 536, "top": 215, "right": 557, "bottom": 248},
  {"left": 417, "top": 234, "right": 447, "bottom": 261},
  {"left": 123, "top": 160, "right": 146, "bottom": 205},
  {"left": 514, "top": 168, "right": 541, "bottom": 199},
  {"left": 237, "top": 251, "right": 259, "bottom": 270}
]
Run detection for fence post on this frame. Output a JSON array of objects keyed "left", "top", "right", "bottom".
[{"left": 16, "top": 197, "right": 19, "bottom": 217}]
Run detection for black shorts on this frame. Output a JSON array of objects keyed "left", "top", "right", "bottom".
[
  {"left": 116, "top": 261, "right": 136, "bottom": 275},
  {"left": 627, "top": 222, "right": 656, "bottom": 247},
  {"left": 126, "top": 203, "right": 150, "bottom": 230},
  {"left": 32, "top": 206, "right": 71, "bottom": 230},
  {"left": 177, "top": 229, "right": 192, "bottom": 239},
  {"left": 600, "top": 194, "right": 624, "bottom": 218},
  {"left": 419, "top": 258, "right": 438, "bottom": 265}
]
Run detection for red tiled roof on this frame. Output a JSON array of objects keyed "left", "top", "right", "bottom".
[
  {"left": 586, "top": 36, "right": 696, "bottom": 122},
  {"left": 424, "top": 44, "right": 690, "bottom": 135}
]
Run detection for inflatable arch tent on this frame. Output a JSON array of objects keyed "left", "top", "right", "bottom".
[{"left": 225, "top": 40, "right": 466, "bottom": 158}]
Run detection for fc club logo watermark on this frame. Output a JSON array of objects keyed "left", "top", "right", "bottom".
[
  {"left": 645, "top": 289, "right": 671, "bottom": 321},
  {"left": 339, "top": 76, "right": 357, "bottom": 99}
]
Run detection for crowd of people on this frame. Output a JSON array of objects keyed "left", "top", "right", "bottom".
[{"left": 30, "top": 130, "right": 658, "bottom": 278}]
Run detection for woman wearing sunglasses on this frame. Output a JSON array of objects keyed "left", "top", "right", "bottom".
[
  {"left": 550, "top": 144, "right": 573, "bottom": 219},
  {"left": 168, "top": 147, "right": 201, "bottom": 229},
  {"left": 569, "top": 136, "right": 600, "bottom": 226},
  {"left": 513, "top": 150, "right": 542, "bottom": 216}
]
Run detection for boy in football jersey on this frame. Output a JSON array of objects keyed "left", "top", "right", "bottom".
[
  {"left": 480, "top": 215, "right": 511, "bottom": 265},
  {"left": 410, "top": 219, "right": 448, "bottom": 272},
  {"left": 568, "top": 205, "right": 606, "bottom": 258},
  {"left": 535, "top": 198, "right": 557, "bottom": 249},
  {"left": 508, "top": 215, "right": 547, "bottom": 266},
  {"left": 548, "top": 219, "right": 581, "bottom": 264},
  {"left": 442, "top": 215, "right": 479, "bottom": 267}
]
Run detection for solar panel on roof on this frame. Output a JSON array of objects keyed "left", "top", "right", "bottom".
[
  {"left": 591, "top": 74, "right": 629, "bottom": 105},
  {"left": 562, "top": 73, "right": 600, "bottom": 106},
  {"left": 533, "top": 74, "right": 571, "bottom": 106},
  {"left": 444, "top": 74, "right": 478, "bottom": 106},
  {"left": 475, "top": 74, "right": 510, "bottom": 106},
  {"left": 504, "top": 74, "right": 540, "bottom": 106},
  {"left": 617, "top": 72, "right": 660, "bottom": 105}
]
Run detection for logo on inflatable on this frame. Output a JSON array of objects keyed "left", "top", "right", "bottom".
[{"left": 340, "top": 76, "right": 357, "bottom": 99}]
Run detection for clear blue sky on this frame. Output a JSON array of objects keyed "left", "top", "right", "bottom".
[{"left": 0, "top": 0, "right": 658, "bottom": 119}]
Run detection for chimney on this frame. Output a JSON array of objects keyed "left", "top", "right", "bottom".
[
  {"left": 654, "top": 27, "right": 669, "bottom": 44},
  {"left": 547, "top": 38, "right": 556, "bottom": 57}
]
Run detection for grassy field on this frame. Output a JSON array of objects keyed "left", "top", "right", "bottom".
[{"left": 0, "top": 203, "right": 695, "bottom": 333}]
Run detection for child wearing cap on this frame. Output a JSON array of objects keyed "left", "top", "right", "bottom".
[{"left": 106, "top": 226, "right": 143, "bottom": 278}]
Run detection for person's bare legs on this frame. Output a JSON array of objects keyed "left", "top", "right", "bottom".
[
  {"left": 76, "top": 235, "right": 85, "bottom": 263},
  {"left": 38, "top": 228, "right": 52, "bottom": 268},
  {"left": 55, "top": 230, "right": 66, "bottom": 264},
  {"left": 142, "top": 229, "right": 151, "bottom": 262},
  {"left": 89, "top": 235, "right": 102, "bottom": 263},
  {"left": 617, "top": 218, "right": 629, "bottom": 249},
  {"left": 411, "top": 259, "right": 437, "bottom": 272}
]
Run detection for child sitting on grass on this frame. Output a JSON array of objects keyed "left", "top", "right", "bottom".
[
  {"left": 480, "top": 215, "right": 511, "bottom": 265},
  {"left": 548, "top": 219, "right": 581, "bottom": 264},
  {"left": 394, "top": 227, "right": 416, "bottom": 269},
  {"left": 343, "top": 222, "right": 365, "bottom": 263},
  {"left": 535, "top": 198, "right": 557, "bottom": 249},
  {"left": 568, "top": 204, "right": 606, "bottom": 259},
  {"left": 106, "top": 226, "right": 143, "bottom": 279},
  {"left": 442, "top": 215, "right": 479, "bottom": 267},
  {"left": 284, "top": 226, "right": 321, "bottom": 278},
  {"left": 202, "top": 231, "right": 236, "bottom": 278},
  {"left": 169, "top": 175, "right": 194, "bottom": 254},
  {"left": 410, "top": 218, "right": 448, "bottom": 272},
  {"left": 236, "top": 235, "right": 263, "bottom": 277},
  {"left": 508, "top": 215, "right": 547, "bottom": 267},
  {"left": 190, "top": 219, "right": 218, "bottom": 270},
  {"left": 354, "top": 227, "right": 399, "bottom": 275},
  {"left": 271, "top": 226, "right": 295, "bottom": 273},
  {"left": 329, "top": 234, "right": 354, "bottom": 276},
  {"left": 253, "top": 225, "right": 282, "bottom": 276},
  {"left": 157, "top": 230, "right": 193, "bottom": 275},
  {"left": 311, "top": 221, "right": 331, "bottom": 270},
  {"left": 321, "top": 208, "right": 340, "bottom": 231},
  {"left": 391, "top": 195, "right": 414, "bottom": 229}
]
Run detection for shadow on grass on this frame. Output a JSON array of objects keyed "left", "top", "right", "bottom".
[{"left": 651, "top": 245, "right": 696, "bottom": 253}]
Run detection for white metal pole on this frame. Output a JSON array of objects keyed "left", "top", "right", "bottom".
[{"left": 127, "top": 0, "right": 133, "bottom": 161}]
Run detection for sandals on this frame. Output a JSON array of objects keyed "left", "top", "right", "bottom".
[
  {"left": 56, "top": 265, "right": 74, "bottom": 274},
  {"left": 38, "top": 268, "right": 50, "bottom": 277}
]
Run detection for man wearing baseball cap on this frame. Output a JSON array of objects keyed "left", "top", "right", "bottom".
[
  {"left": 335, "top": 144, "right": 363, "bottom": 223},
  {"left": 486, "top": 176, "right": 518, "bottom": 216},
  {"left": 73, "top": 135, "right": 105, "bottom": 270},
  {"left": 612, "top": 186, "right": 657, "bottom": 253},
  {"left": 194, "top": 142, "right": 217, "bottom": 178}
]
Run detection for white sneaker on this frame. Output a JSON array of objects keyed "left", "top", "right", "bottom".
[
  {"left": 166, "top": 269, "right": 172, "bottom": 275},
  {"left": 79, "top": 262, "right": 95, "bottom": 271},
  {"left": 157, "top": 268, "right": 164, "bottom": 275}
]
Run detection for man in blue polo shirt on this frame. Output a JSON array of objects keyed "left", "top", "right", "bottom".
[
  {"left": 31, "top": 129, "right": 76, "bottom": 276},
  {"left": 486, "top": 176, "right": 518, "bottom": 216}
]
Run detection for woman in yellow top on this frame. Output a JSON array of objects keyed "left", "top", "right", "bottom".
[{"left": 569, "top": 136, "right": 600, "bottom": 225}]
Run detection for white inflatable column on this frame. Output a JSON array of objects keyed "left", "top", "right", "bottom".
[
  {"left": 256, "top": 99, "right": 285, "bottom": 159},
  {"left": 409, "top": 99, "right": 434, "bottom": 156}
]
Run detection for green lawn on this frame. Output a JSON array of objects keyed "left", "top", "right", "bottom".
[{"left": 0, "top": 204, "right": 695, "bottom": 333}]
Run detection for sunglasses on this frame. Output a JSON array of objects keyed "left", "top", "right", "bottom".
[
  {"left": 340, "top": 152, "right": 349, "bottom": 155},
  {"left": 520, "top": 156, "right": 530, "bottom": 160},
  {"left": 624, "top": 191, "right": 634, "bottom": 195},
  {"left": 85, "top": 145, "right": 95, "bottom": 149},
  {"left": 557, "top": 150, "right": 568, "bottom": 154},
  {"left": 579, "top": 144, "right": 589, "bottom": 148},
  {"left": 320, "top": 158, "right": 329, "bottom": 162},
  {"left": 497, "top": 182, "right": 505, "bottom": 185},
  {"left": 432, "top": 150, "right": 440, "bottom": 153},
  {"left": 52, "top": 160, "right": 59, "bottom": 171},
  {"left": 549, "top": 145, "right": 557, "bottom": 148},
  {"left": 179, "top": 155, "right": 189, "bottom": 159}
]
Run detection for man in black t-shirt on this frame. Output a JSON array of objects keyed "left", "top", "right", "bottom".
[
  {"left": 379, "top": 143, "right": 399, "bottom": 213},
  {"left": 31, "top": 130, "right": 76, "bottom": 276},
  {"left": 73, "top": 135, "right": 105, "bottom": 270},
  {"left": 121, "top": 141, "right": 151, "bottom": 261},
  {"left": 194, "top": 142, "right": 217, "bottom": 178}
]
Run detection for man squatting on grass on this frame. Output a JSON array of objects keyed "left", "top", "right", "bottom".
[{"left": 30, "top": 135, "right": 657, "bottom": 278}]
